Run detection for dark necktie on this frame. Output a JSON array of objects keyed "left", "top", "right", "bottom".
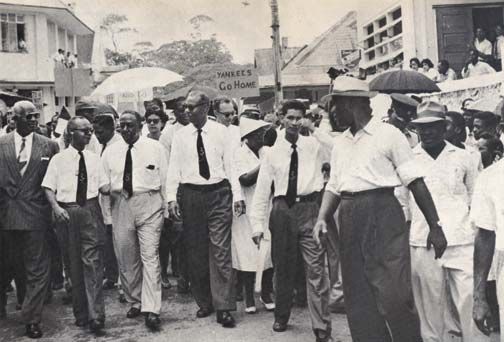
[
  {"left": 286, "top": 144, "right": 298, "bottom": 207},
  {"left": 197, "top": 129, "right": 210, "bottom": 180},
  {"left": 123, "top": 144, "right": 133, "bottom": 198},
  {"left": 101, "top": 143, "right": 107, "bottom": 157},
  {"left": 76, "top": 151, "right": 87, "bottom": 206}
]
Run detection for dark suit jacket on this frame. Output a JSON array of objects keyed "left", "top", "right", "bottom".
[{"left": 0, "top": 132, "right": 59, "bottom": 231}]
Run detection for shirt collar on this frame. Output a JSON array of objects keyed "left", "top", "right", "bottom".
[
  {"left": 68, "top": 144, "right": 84, "bottom": 157},
  {"left": 14, "top": 131, "right": 33, "bottom": 144},
  {"left": 413, "top": 141, "right": 457, "bottom": 156},
  {"left": 342, "top": 117, "right": 379, "bottom": 139},
  {"left": 279, "top": 134, "right": 305, "bottom": 151},
  {"left": 193, "top": 120, "right": 210, "bottom": 134}
]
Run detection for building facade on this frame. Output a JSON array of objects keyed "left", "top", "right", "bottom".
[
  {"left": 357, "top": 0, "right": 504, "bottom": 76},
  {"left": 0, "top": 0, "right": 93, "bottom": 123}
]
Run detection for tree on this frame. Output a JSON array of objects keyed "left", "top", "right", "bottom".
[
  {"left": 100, "top": 14, "right": 137, "bottom": 53},
  {"left": 141, "top": 38, "right": 233, "bottom": 74}
]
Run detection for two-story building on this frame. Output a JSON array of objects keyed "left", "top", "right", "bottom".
[
  {"left": 357, "top": 0, "right": 504, "bottom": 77},
  {"left": 0, "top": 0, "right": 94, "bottom": 123}
]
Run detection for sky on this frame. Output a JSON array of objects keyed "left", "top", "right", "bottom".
[{"left": 73, "top": 0, "right": 356, "bottom": 64}]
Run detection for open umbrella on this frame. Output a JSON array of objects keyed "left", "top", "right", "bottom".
[
  {"left": 91, "top": 67, "right": 183, "bottom": 96},
  {"left": 369, "top": 70, "right": 441, "bottom": 94},
  {"left": 0, "top": 90, "right": 30, "bottom": 107}
]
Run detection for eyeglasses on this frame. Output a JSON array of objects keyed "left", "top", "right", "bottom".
[
  {"left": 72, "top": 128, "right": 94, "bottom": 135},
  {"left": 183, "top": 102, "right": 208, "bottom": 112},
  {"left": 146, "top": 118, "right": 160, "bottom": 124},
  {"left": 26, "top": 113, "right": 40, "bottom": 120},
  {"left": 217, "top": 111, "right": 235, "bottom": 118}
]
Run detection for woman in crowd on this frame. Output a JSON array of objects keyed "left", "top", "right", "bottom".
[
  {"left": 420, "top": 58, "right": 440, "bottom": 80},
  {"left": 232, "top": 118, "right": 275, "bottom": 314},
  {"left": 145, "top": 109, "right": 168, "bottom": 141},
  {"left": 409, "top": 57, "right": 421, "bottom": 71}
]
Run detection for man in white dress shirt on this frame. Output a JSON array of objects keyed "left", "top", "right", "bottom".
[
  {"left": 474, "top": 28, "right": 493, "bottom": 63},
  {"left": 166, "top": 90, "right": 245, "bottom": 328},
  {"left": 250, "top": 100, "right": 332, "bottom": 342},
  {"left": 212, "top": 95, "right": 241, "bottom": 153},
  {"left": 43, "top": 116, "right": 109, "bottom": 334},
  {"left": 314, "top": 77, "right": 447, "bottom": 342},
  {"left": 93, "top": 114, "right": 122, "bottom": 292},
  {"left": 407, "top": 102, "right": 485, "bottom": 341},
  {"left": 102, "top": 110, "right": 167, "bottom": 331},
  {"left": 462, "top": 49, "right": 496, "bottom": 78}
]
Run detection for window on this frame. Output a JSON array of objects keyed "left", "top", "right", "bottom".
[
  {"left": 366, "top": 24, "right": 374, "bottom": 35},
  {"left": 392, "top": 8, "right": 402, "bottom": 21},
  {"left": 378, "top": 17, "right": 387, "bottom": 28},
  {"left": 0, "top": 13, "right": 26, "bottom": 53}
]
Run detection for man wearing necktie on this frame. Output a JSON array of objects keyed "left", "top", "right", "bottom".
[
  {"left": 249, "top": 100, "right": 332, "bottom": 342},
  {"left": 0, "top": 101, "right": 59, "bottom": 339},
  {"left": 93, "top": 114, "right": 122, "bottom": 293},
  {"left": 167, "top": 91, "right": 245, "bottom": 328},
  {"left": 102, "top": 110, "right": 167, "bottom": 331},
  {"left": 42, "top": 116, "right": 109, "bottom": 334}
]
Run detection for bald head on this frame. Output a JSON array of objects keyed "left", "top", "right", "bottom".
[
  {"left": 185, "top": 90, "right": 210, "bottom": 129},
  {"left": 12, "top": 100, "right": 38, "bottom": 117}
]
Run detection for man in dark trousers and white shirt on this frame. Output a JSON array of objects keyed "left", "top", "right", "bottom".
[
  {"left": 167, "top": 90, "right": 245, "bottom": 328},
  {"left": 0, "top": 100, "right": 59, "bottom": 339},
  {"left": 250, "top": 99, "right": 332, "bottom": 342},
  {"left": 314, "top": 77, "right": 448, "bottom": 342},
  {"left": 42, "top": 116, "right": 109, "bottom": 334}
]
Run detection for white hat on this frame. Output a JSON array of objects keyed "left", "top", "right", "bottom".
[
  {"left": 411, "top": 101, "right": 446, "bottom": 124},
  {"left": 321, "top": 76, "right": 377, "bottom": 103},
  {"left": 240, "top": 117, "right": 271, "bottom": 138}
]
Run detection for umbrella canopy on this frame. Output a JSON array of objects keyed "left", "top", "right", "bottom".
[
  {"left": 91, "top": 67, "right": 183, "bottom": 96},
  {"left": 369, "top": 70, "right": 441, "bottom": 94},
  {"left": 0, "top": 90, "right": 31, "bottom": 107},
  {"left": 162, "top": 84, "right": 220, "bottom": 103}
]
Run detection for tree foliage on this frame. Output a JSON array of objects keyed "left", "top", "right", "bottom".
[{"left": 101, "top": 14, "right": 137, "bottom": 52}]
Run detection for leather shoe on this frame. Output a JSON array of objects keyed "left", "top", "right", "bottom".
[
  {"left": 126, "top": 307, "right": 142, "bottom": 318},
  {"left": 216, "top": 311, "right": 236, "bottom": 328},
  {"left": 272, "top": 321, "right": 287, "bottom": 332},
  {"left": 196, "top": 306, "right": 214, "bottom": 318},
  {"left": 315, "top": 330, "right": 333, "bottom": 342},
  {"left": 25, "top": 324, "right": 43, "bottom": 339},
  {"left": 89, "top": 319, "right": 104, "bottom": 332},
  {"left": 145, "top": 312, "right": 161, "bottom": 330},
  {"left": 75, "top": 319, "right": 88, "bottom": 327}
]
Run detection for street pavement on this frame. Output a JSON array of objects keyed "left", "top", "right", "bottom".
[{"left": 0, "top": 280, "right": 352, "bottom": 342}]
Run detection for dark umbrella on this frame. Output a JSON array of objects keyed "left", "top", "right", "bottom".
[
  {"left": 0, "top": 90, "right": 30, "bottom": 107},
  {"left": 369, "top": 70, "right": 441, "bottom": 94}
]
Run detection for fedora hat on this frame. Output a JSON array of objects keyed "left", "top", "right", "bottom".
[
  {"left": 411, "top": 101, "right": 446, "bottom": 124},
  {"left": 321, "top": 76, "right": 377, "bottom": 103}
]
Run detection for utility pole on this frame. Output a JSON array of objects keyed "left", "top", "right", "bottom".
[{"left": 270, "top": 0, "right": 283, "bottom": 108}]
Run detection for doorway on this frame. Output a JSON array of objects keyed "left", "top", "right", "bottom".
[{"left": 473, "top": 7, "right": 504, "bottom": 42}]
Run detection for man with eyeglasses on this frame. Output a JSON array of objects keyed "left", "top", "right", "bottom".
[
  {"left": 0, "top": 101, "right": 59, "bottom": 339},
  {"left": 167, "top": 91, "right": 245, "bottom": 328},
  {"left": 42, "top": 116, "right": 109, "bottom": 334},
  {"left": 212, "top": 95, "right": 241, "bottom": 154},
  {"left": 102, "top": 110, "right": 168, "bottom": 331}
]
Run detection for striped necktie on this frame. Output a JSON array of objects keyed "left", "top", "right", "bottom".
[{"left": 17, "top": 137, "right": 28, "bottom": 175}]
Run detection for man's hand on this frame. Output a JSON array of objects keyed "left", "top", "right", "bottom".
[
  {"left": 426, "top": 225, "right": 447, "bottom": 259},
  {"left": 234, "top": 200, "right": 246, "bottom": 217},
  {"left": 252, "top": 232, "right": 264, "bottom": 248},
  {"left": 473, "top": 298, "right": 493, "bottom": 336},
  {"left": 53, "top": 206, "right": 69, "bottom": 223},
  {"left": 168, "top": 201, "right": 181, "bottom": 220},
  {"left": 313, "top": 219, "right": 328, "bottom": 246}
]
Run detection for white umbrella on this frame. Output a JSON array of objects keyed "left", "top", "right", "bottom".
[{"left": 91, "top": 67, "right": 183, "bottom": 96}]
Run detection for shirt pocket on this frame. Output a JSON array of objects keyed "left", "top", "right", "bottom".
[{"left": 142, "top": 162, "right": 160, "bottom": 184}]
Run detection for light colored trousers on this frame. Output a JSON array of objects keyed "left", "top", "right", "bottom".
[
  {"left": 494, "top": 250, "right": 504, "bottom": 340},
  {"left": 410, "top": 245, "right": 489, "bottom": 342},
  {"left": 111, "top": 191, "right": 163, "bottom": 314}
]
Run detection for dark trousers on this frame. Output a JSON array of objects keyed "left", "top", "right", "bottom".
[
  {"left": 57, "top": 199, "right": 105, "bottom": 322},
  {"left": 0, "top": 230, "right": 50, "bottom": 324},
  {"left": 269, "top": 197, "right": 331, "bottom": 334},
  {"left": 103, "top": 225, "right": 118, "bottom": 284},
  {"left": 46, "top": 228, "right": 64, "bottom": 287},
  {"left": 180, "top": 181, "right": 236, "bottom": 311},
  {"left": 238, "top": 269, "right": 274, "bottom": 299},
  {"left": 326, "top": 214, "right": 340, "bottom": 286},
  {"left": 0, "top": 231, "right": 27, "bottom": 309},
  {"left": 161, "top": 218, "right": 188, "bottom": 281},
  {"left": 338, "top": 190, "right": 421, "bottom": 342}
]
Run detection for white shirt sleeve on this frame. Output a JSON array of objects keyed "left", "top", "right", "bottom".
[
  {"left": 223, "top": 132, "right": 243, "bottom": 202},
  {"left": 165, "top": 132, "right": 182, "bottom": 203},
  {"left": 471, "top": 175, "right": 496, "bottom": 231},
  {"left": 325, "top": 144, "right": 340, "bottom": 196},
  {"left": 250, "top": 151, "right": 275, "bottom": 235},
  {"left": 41, "top": 155, "right": 59, "bottom": 192}
]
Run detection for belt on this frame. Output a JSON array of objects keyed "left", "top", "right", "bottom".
[
  {"left": 340, "top": 187, "right": 394, "bottom": 199},
  {"left": 58, "top": 197, "right": 98, "bottom": 208},
  {"left": 182, "top": 180, "right": 229, "bottom": 193},
  {"left": 131, "top": 189, "right": 159, "bottom": 197},
  {"left": 274, "top": 191, "right": 320, "bottom": 204}
]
